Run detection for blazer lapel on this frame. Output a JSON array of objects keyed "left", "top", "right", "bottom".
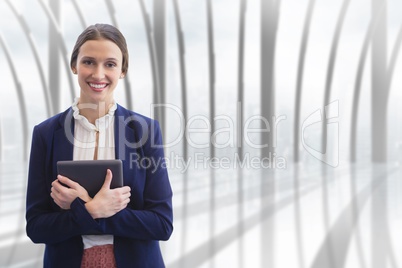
[
  {"left": 114, "top": 105, "right": 138, "bottom": 184},
  {"left": 52, "top": 109, "right": 74, "bottom": 176}
]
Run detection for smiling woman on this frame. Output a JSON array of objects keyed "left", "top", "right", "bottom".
[
  {"left": 25, "top": 24, "right": 173, "bottom": 268},
  {"left": 70, "top": 24, "right": 128, "bottom": 124},
  {"left": 73, "top": 39, "right": 124, "bottom": 123}
]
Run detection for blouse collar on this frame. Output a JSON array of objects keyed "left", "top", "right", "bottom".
[{"left": 71, "top": 98, "right": 117, "bottom": 132}]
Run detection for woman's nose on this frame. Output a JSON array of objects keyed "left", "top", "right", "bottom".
[{"left": 92, "top": 66, "right": 105, "bottom": 79}]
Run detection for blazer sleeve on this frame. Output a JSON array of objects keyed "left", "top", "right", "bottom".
[
  {"left": 101, "top": 120, "right": 173, "bottom": 241},
  {"left": 26, "top": 125, "right": 102, "bottom": 244}
]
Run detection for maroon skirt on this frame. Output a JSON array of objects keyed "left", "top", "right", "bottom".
[{"left": 81, "top": 244, "right": 117, "bottom": 268}]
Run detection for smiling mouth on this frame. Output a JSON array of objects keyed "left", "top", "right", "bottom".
[{"left": 88, "top": 83, "right": 108, "bottom": 90}]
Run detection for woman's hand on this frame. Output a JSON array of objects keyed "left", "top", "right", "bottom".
[
  {"left": 85, "top": 169, "right": 131, "bottom": 219},
  {"left": 51, "top": 175, "right": 92, "bottom": 209}
]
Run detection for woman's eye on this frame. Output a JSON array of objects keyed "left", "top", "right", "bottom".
[
  {"left": 106, "top": 62, "right": 117, "bottom": 68},
  {"left": 83, "top": 60, "right": 93, "bottom": 65}
]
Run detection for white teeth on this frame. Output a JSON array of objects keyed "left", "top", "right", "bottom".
[{"left": 89, "top": 83, "right": 107, "bottom": 89}]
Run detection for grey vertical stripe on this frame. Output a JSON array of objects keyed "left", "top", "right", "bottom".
[
  {"left": 172, "top": 0, "right": 188, "bottom": 161},
  {"left": 153, "top": 0, "right": 166, "bottom": 137},
  {"left": 260, "top": 1, "right": 280, "bottom": 267},
  {"left": 370, "top": 0, "right": 391, "bottom": 260},
  {"left": 71, "top": 0, "right": 86, "bottom": 29},
  {"left": 237, "top": 0, "right": 247, "bottom": 161},
  {"left": 237, "top": 168, "right": 245, "bottom": 268},
  {"left": 5, "top": 0, "right": 52, "bottom": 117},
  {"left": 371, "top": 165, "right": 397, "bottom": 267},
  {"left": 371, "top": 0, "right": 388, "bottom": 163},
  {"left": 171, "top": 2, "right": 189, "bottom": 266},
  {"left": 207, "top": 0, "right": 216, "bottom": 159},
  {"left": 320, "top": 0, "right": 350, "bottom": 158},
  {"left": 237, "top": 2, "right": 247, "bottom": 267},
  {"left": 293, "top": 0, "right": 316, "bottom": 163},
  {"left": 38, "top": 0, "right": 76, "bottom": 105},
  {"left": 350, "top": 165, "right": 368, "bottom": 268},
  {"left": 320, "top": 167, "right": 336, "bottom": 268},
  {"left": 0, "top": 33, "right": 29, "bottom": 159},
  {"left": 350, "top": 5, "right": 385, "bottom": 162},
  {"left": 293, "top": 164, "right": 306, "bottom": 268},
  {"left": 48, "top": 0, "right": 61, "bottom": 113},
  {"left": 319, "top": 4, "right": 351, "bottom": 265},
  {"left": 179, "top": 171, "right": 189, "bottom": 268},
  {"left": 292, "top": 2, "right": 316, "bottom": 267},
  {"left": 350, "top": 20, "right": 375, "bottom": 162},
  {"left": 260, "top": 0, "right": 278, "bottom": 160},
  {"left": 138, "top": 0, "right": 162, "bottom": 121},
  {"left": 206, "top": 2, "right": 216, "bottom": 266}
]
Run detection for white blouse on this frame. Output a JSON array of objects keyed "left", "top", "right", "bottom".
[{"left": 72, "top": 98, "right": 116, "bottom": 249}]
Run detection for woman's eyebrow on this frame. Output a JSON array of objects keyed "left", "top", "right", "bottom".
[
  {"left": 80, "top": 56, "right": 95, "bottom": 61},
  {"left": 80, "top": 56, "right": 118, "bottom": 62}
]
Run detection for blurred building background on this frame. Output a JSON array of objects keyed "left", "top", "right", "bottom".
[{"left": 0, "top": 0, "right": 402, "bottom": 267}]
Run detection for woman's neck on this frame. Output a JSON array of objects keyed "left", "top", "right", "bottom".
[{"left": 77, "top": 101, "right": 114, "bottom": 124}]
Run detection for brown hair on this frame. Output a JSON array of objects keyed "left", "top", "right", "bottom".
[{"left": 70, "top": 23, "right": 129, "bottom": 74}]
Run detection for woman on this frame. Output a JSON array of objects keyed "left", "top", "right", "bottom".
[{"left": 26, "top": 24, "right": 173, "bottom": 268}]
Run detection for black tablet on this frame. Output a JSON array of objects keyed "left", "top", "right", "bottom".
[{"left": 57, "top": 160, "right": 123, "bottom": 197}]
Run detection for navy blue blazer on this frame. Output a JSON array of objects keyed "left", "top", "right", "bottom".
[{"left": 26, "top": 104, "right": 173, "bottom": 268}]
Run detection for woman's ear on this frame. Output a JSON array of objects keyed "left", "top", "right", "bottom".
[
  {"left": 72, "top": 68, "right": 77, "bottom": 74},
  {"left": 120, "top": 73, "right": 125, "bottom": 79}
]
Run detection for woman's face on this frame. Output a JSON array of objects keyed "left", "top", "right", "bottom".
[{"left": 73, "top": 38, "right": 124, "bottom": 106}]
